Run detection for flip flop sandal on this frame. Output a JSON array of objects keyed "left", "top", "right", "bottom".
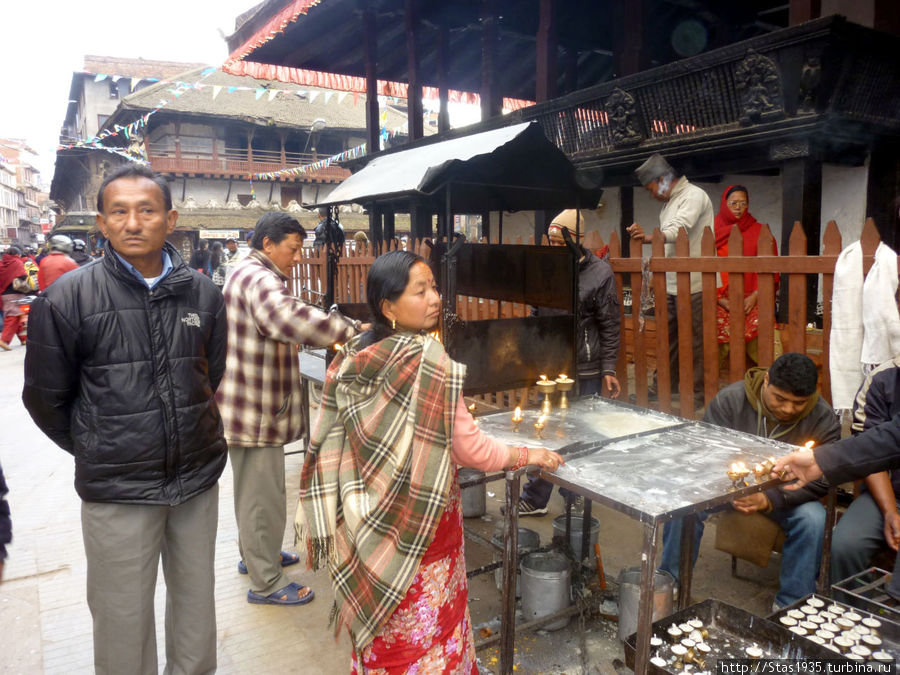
[
  {"left": 247, "top": 581, "right": 315, "bottom": 606},
  {"left": 238, "top": 550, "right": 300, "bottom": 574}
]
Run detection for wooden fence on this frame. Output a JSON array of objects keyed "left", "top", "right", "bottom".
[{"left": 291, "top": 219, "right": 885, "bottom": 419}]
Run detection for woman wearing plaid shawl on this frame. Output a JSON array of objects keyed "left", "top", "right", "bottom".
[{"left": 298, "top": 251, "right": 564, "bottom": 673}]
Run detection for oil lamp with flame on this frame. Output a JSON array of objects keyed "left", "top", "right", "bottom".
[
  {"left": 536, "top": 375, "right": 556, "bottom": 415},
  {"left": 511, "top": 406, "right": 523, "bottom": 432},
  {"left": 534, "top": 414, "right": 547, "bottom": 439},
  {"left": 555, "top": 374, "right": 574, "bottom": 409},
  {"left": 726, "top": 461, "right": 750, "bottom": 487}
]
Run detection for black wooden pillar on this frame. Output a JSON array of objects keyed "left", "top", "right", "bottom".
[
  {"left": 611, "top": 0, "right": 648, "bottom": 76},
  {"left": 361, "top": 1, "right": 380, "bottom": 155},
  {"left": 866, "top": 145, "right": 900, "bottom": 250},
  {"left": 437, "top": 26, "right": 450, "bottom": 133},
  {"left": 368, "top": 206, "right": 383, "bottom": 248},
  {"left": 535, "top": 0, "right": 557, "bottom": 103},
  {"left": 780, "top": 157, "right": 822, "bottom": 322},
  {"left": 620, "top": 186, "right": 634, "bottom": 258},
  {"left": 480, "top": 0, "right": 501, "bottom": 120},
  {"left": 384, "top": 210, "right": 396, "bottom": 242},
  {"left": 405, "top": 0, "right": 424, "bottom": 141}
]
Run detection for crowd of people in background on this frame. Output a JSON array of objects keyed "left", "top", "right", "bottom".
[{"left": 4, "top": 157, "right": 900, "bottom": 674}]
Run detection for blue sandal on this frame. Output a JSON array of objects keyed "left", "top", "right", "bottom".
[
  {"left": 247, "top": 581, "right": 315, "bottom": 606},
  {"left": 237, "top": 550, "right": 300, "bottom": 575}
]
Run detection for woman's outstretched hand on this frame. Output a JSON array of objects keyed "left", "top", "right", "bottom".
[{"left": 529, "top": 448, "right": 565, "bottom": 473}]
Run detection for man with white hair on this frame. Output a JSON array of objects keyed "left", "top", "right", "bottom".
[{"left": 627, "top": 154, "right": 714, "bottom": 409}]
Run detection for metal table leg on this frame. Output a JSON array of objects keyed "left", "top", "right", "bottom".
[
  {"left": 580, "top": 498, "right": 593, "bottom": 564},
  {"left": 635, "top": 520, "right": 660, "bottom": 675},
  {"left": 678, "top": 513, "right": 696, "bottom": 610},
  {"left": 499, "top": 470, "right": 521, "bottom": 675},
  {"left": 818, "top": 487, "right": 837, "bottom": 596}
]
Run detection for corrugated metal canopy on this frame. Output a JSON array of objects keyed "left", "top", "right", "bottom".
[{"left": 316, "top": 122, "right": 602, "bottom": 212}]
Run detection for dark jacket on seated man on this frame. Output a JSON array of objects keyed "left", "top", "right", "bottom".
[
  {"left": 705, "top": 366, "right": 842, "bottom": 509},
  {"left": 660, "top": 353, "right": 841, "bottom": 609}
]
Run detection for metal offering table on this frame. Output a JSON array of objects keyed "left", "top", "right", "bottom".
[{"left": 481, "top": 396, "right": 801, "bottom": 674}]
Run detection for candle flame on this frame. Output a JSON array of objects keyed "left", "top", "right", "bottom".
[
  {"left": 537, "top": 415, "right": 547, "bottom": 425},
  {"left": 558, "top": 373, "right": 567, "bottom": 380},
  {"left": 539, "top": 375, "right": 548, "bottom": 381},
  {"left": 754, "top": 464, "right": 764, "bottom": 472},
  {"left": 333, "top": 343, "right": 342, "bottom": 351},
  {"left": 804, "top": 440, "right": 815, "bottom": 450},
  {"left": 513, "top": 406, "right": 523, "bottom": 421}
]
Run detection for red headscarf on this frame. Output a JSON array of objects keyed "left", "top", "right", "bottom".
[
  {"left": 714, "top": 185, "right": 776, "bottom": 295},
  {"left": 0, "top": 252, "right": 26, "bottom": 294}
]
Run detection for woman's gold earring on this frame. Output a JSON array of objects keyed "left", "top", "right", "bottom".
[{"left": 392, "top": 318, "right": 397, "bottom": 331}]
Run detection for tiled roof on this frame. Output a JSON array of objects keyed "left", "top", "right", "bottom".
[
  {"left": 115, "top": 67, "right": 407, "bottom": 132},
  {"left": 81, "top": 55, "right": 208, "bottom": 80}
]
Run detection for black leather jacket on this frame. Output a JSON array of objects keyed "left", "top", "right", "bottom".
[{"left": 23, "top": 243, "right": 227, "bottom": 505}]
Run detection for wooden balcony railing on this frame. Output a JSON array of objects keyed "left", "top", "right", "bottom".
[
  {"left": 148, "top": 149, "right": 351, "bottom": 182},
  {"left": 363, "top": 16, "right": 900, "bottom": 173}
]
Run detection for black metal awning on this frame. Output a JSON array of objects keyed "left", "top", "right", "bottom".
[{"left": 315, "top": 121, "right": 603, "bottom": 213}]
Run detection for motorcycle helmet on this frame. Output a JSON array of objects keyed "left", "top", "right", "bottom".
[
  {"left": 72, "top": 238, "right": 87, "bottom": 252},
  {"left": 48, "top": 234, "right": 74, "bottom": 254}
]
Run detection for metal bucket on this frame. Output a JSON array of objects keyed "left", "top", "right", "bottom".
[
  {"left": 459, "top": 468, "right": 486, "bottom": 517},
  {"left": 552, "top": 514, "right": 601, "bottom": 561},
  {"left": 521, "top": 551, "right": 572, "bottom": 631},
  {"left": 491, "top": 526, "right": 541, "bottom": 596},
  {"left": 616, "top": 567, "right": 675, "bottom": 642}
]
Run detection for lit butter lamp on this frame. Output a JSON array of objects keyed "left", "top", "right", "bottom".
[
  {"left": 511, "top": 406, "right": 523, "bottom": 432},
  {"left": 726, "top": 461, "right": 750, "bottom": 487},
  {"left": 555, "top": 374, "right": 574, "bottom": 409},
  {"left": 534, "top": 414, "right": 547, "bottom": 439},
  {"left": 536, "top": 375, "right": 556, "bottom": 415}
]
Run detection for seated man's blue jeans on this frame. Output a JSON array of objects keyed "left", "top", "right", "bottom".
[
  {"left": 522, "top": 376, "right": 603, "bottom": 508},
  {"left": 659, "top": 501, "right": 826, "bottom": 608}
]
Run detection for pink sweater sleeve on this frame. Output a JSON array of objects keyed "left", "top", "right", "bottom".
[{"left": 451, "top": 397, "right": 513, "bottom": 472}]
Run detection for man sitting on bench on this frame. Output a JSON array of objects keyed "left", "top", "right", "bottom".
[
  {"left": 831, "top": 355, "right": 900, "bottom": 586},
  {"left": 659, "top": 353, "right": 841, "bottom": 610}
]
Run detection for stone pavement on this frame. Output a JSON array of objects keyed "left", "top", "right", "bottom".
[
  {"left": 0, "top": 345, "right": 351, "bottom": 674},
  {"left": 0, "top": 342, "right": 783, "bottom": 674}
]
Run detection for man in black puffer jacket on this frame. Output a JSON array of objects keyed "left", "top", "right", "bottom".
[
  {"left": 23, "top": 163, "right": 226, "bottom": 675},
  {"left": 516, "top": 210, "right": 621, "bottom": 516}
]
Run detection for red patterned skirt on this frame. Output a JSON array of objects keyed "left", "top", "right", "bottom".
[{"left": 351, "top": 476, "right": 478, "bottom": 674}]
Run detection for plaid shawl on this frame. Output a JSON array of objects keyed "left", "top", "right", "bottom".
[{"left": 297, "top": 331, "right": 466, "bottom": 650}]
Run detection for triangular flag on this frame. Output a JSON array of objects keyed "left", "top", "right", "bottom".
[
  {"left": 338, "top": 92, "right": 348, "bottom": 104},
  {"left": 201, "top": 67, "right": 216, "bottom": 77},
  {"left": 352, "top": 92, "right": 359, "bottom": 105},
  {"left": 255, "top": 88, "right": 266, "bottom": 100},
  {"left": 308, "top": 91, "right": 320, "bottom": 103},
  {"left": 212, "top": 86, "right": 222, "bottom": 99},
  {"left": 228, "top": 86, "right": 238, "bottom": 94},
  {"left": 130, "top": 78, "right": 140, "bottom": 91},
  {"left": 323, "top": 92, "right": 333, "bottom": 105},
  {"left": 268, "top": 89, "right": 278, "bottom": 101},
  {"left": 94, "top": 74, "right": 108, "bottom": 82}
]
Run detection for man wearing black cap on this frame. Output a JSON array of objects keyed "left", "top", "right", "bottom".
[{"left": 627, "top": 153, "right": 714, "bottom": 409}]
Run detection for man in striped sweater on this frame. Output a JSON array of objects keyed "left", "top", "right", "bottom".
[{"left": 217, "top": 212, "right": 362, "bottom": 606}]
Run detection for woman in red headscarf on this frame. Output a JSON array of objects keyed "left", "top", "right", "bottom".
[{"left": 714, "top": 185, "right": 778, "bottom": 363}]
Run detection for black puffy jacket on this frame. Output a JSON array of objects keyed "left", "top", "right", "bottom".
[
  {"left": 534, "top": 248, "right": 620, "bottom": 378},
  {"left": 22, "top": 243, "right": 227, "bottom": 505}
]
